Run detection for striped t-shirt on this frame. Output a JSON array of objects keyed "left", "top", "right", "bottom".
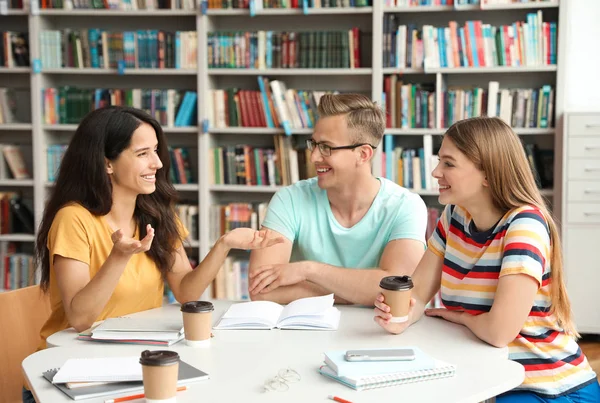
[{"left": 428, "top": 204, "right": 597, "bottom": 398}]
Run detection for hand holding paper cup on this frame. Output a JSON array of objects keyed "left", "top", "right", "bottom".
[{"left": 379, "top": 276, "right": 414, "bottom": 323}]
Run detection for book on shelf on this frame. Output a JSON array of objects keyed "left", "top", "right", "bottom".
[
  {"left": 175, "top": 203, "right": 199, "bottom": 242},
  {"left": 208, "top": 0, "right": 372, "bottom": 10},
  {"left": 1, "top": 242, "right": 34, "bottom": 291},
  {"left": 41, "top": 87, "right": 197, "bottom": 126},
  {"left": 0, "top": 32, "right": 30, "bottom": 68},
  {"left": 0, "top": 88, "right": 30, "bottom": 125},
  {"left": 40, "top": 29, "right": 197, "bottom": 69},
  {"left": 209, "top": 202, "right": 268, "bottom": 244},
  {"left": 212, "top": 257, "right": 249, "bottom": 300},
  {"left": 213, "top": 293, "right": 341, "bottom": 330},
  {"left": 207, "top": 28, "right": 364, "bottom": 69},
  {"left": 39, "top": 0, "right": 198, "bottom": 10}
]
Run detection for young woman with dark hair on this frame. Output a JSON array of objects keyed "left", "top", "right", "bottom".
[{"left": 32, "top": 105, "right": 281, "bottom": 354}]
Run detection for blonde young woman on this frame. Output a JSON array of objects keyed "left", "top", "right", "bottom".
[{"left": 374, "top": 117, "right": 600, "bottom": 402}]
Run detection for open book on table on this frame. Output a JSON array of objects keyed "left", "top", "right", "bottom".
[{"left": 213, "top": 294, "right": 340, "bottom": 330}]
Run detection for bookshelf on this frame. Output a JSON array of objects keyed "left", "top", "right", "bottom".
[{"left": 0, "top": 0, "right": 565, "bottom": 297}]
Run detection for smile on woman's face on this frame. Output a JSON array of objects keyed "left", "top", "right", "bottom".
[{"left": 431, "top": 137, "right": 487, "bottom": 207}]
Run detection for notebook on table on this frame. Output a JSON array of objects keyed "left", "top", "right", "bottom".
[
  {"left": 77, "top": 316, "right": 185, "bottom": 345},
  {"left": 319, "top": 360, "right": 456, "bottom": 391},
  {"left": 42, "top": 357, "right": 208, "bottom": 401},
  {"left": 323, "top": 346, "right": 437, "bottom": 378},
  {"left": 213, "top": 293, "right": 340, "bottom": 330}
]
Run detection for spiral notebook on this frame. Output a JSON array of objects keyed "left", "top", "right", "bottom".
[
  {"left": 319, "top": 360, "right": 456, "bottom": 391},
  {"left": 42, "top": 360, "right": 208, "bottom": 400}
]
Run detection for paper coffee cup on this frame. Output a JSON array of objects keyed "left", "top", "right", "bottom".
[
  {"left": 139, "top": 350, "right": 179, "bottom": 403},
  {"left": 181, "top": 301, "right": 214, "bottom": 348},
  {"left": 379, "top": 276, "right": 414, "bottom": 323}
]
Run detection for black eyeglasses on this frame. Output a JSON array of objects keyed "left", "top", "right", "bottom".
[{"left": 305, "top": 139, "right": 376, "bottom": 157}]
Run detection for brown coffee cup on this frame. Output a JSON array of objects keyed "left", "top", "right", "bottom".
[
  {"left": 139, "top": 350, "right": 179, "bottom": 403},
  {"left": 379, "top": 276, "right": 414, "bottom": 323},
  {"left": 181, "top": 301, "right": 214, "bottom": 348}
]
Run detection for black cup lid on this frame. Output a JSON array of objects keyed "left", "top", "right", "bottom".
[
  {"left": 379, "top": 275, "right": 414, "bottom": 291},
  {"left": 139, "top": 350, "right": 179, "bottom": 366},
  {"left": 181, "top": 300, "right": 214, "bottom": 313}
]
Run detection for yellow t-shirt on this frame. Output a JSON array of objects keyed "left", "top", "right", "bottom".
[{"left": 38, "top": 203, "right": 164, "bottom": 350}]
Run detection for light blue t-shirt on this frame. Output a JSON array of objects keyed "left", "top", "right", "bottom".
[{"left": 261, "top": 177, "right": 427, "bottom": 268}]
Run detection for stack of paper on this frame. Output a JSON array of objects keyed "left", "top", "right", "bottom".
[
  {"left": 319, "top": 347, "right": 456, "bottom": 391},
  {"left": 78, "top": 317, "right": 185, "bottom": 346},
  {"left": 43, "top": 357, "right": 209, "bottom": 400}
]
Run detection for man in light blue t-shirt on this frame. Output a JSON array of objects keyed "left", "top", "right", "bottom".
[{"left": 248, "top": 93, "right": 427, "bottom": 305}]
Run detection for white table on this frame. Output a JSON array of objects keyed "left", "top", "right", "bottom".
[{"left": 25, "top": 301, "right": 524, "bottom": 403}]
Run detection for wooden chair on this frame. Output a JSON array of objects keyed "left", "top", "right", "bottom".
[{"left": 0, "top": 285, "right": 52, "bottom": 403}]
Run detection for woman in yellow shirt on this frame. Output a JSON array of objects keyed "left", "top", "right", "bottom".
[{"left": 25, "top": 106, "right": 281, "bottom": 402}]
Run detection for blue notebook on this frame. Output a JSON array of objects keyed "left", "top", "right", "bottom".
[{"left": 323, "top": 346, "right": 436, "bottom": 378}]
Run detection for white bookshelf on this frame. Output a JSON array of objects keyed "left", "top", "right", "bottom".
[{"left": 0, "top": 1, "right": 566, "bottom": 296}]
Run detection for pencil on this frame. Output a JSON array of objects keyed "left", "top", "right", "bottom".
[
  {"left": 328, "top": 395, "right": 354, "bottom": 403},
  {"left": 104, "top": 385, "right": 187, "bottom": 403}
]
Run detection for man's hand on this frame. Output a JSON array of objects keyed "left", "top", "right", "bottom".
[
  {"left": 223, "top": 228, "right": 284, "bottom": 250},
  {"left": 424, "top": 308, "right": 467, "bottom": 326},
  {"left": 248, "top": 261, "right": 310, "bottom": 295},
  {"left": 111, "top": 224, "right": 154, "bottom": 256}
]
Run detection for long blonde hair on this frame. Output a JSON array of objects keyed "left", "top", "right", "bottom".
[{"left": 445, "top": 116, "right": 579, "bottom": 338}]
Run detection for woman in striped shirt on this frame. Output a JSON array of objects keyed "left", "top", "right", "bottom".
[{"left": 374, "top": 116, "right": 600, "bottom": 402}]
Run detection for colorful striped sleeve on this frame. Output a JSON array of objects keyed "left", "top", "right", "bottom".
[
  {"left": 499, "top": 208, "right": 550, "bottom": 286},
  {"left": 427, "top": 205, "right": 453, "bottom": 258}
]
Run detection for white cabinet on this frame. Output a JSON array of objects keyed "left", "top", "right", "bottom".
[{"left": 563, "top": 113, "right": 600, "bottom": 334}]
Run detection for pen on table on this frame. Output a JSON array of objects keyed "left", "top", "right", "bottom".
[
  {"left": 104, "top": 385, "right": 187, "bottom": 403},
  {"left": 328, "top": 395, "right": 354, "bottom": 403}
]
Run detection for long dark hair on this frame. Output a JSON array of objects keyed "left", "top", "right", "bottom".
[{"left": 35, "top": 106, "right": 182, "bottom": 291}]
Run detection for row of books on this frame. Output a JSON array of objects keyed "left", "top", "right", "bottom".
[
  {"left": 41, "top": 87, "right": 197, "bottom": 126},
  {"left": 208, "top": 78, "right": 331, "bottom": 130},
  {"left": 208, "top": 0, "right": 371, "bottom": 8},
  {"left": 383, "top": 79, "right": 435, "bottom": 129},
  {"left": 40, "top": 30, "right": 197, "bottom": 69},
  {"left": 176, "top": 203, "right": 199, "bottom": 242},
  {"left": 383, "top": 137, "right": 438, "bottom": 191},
  {"left": 385, "top": 0, "right": 458, "bottom": 5},
  {"left": 1, "top": 32, "right": 30, "bottom": 68},
  {"left": 213, "top": 257, "right": 249, "bottom": 301},
  {"left": 40, "top": 0, "right": 197, "bottom": 9},
  {"left": 208, "top": 29, "right": 363, "bottom": 69},
  {"left": 3, "top": 0, "right": 24, "bottom": 8},
  {"left": 211, "top": 136, "right": 317, "bottom": 187},
  {"left": 0, "top": 89, "right": 22, "bottom": 125},
  {"left": 1, "top": 250, "right": 35, "bottom": 291},
  {"left": 209, "top": 202, "right": 268, "bottom": 244},
  {"left": 381, "top": 139, "right": 554, "bottom": 190},
  {"left": 422, "top": 13, "right": 557, "bottom": 68},
  {"left": 442, "top": 84, "right": 554, "bottom": 128},
  {"left": 382, "top": 76, "right": 554, "bottom": 129}
]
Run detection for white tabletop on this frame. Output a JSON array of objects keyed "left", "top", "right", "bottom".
[{"left": 27, "top": 301, "right": 525, "bottom": 403}]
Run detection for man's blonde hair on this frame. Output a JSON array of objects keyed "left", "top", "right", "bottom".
[{"left": 317, "top": 93, "right": 385, "bottom": 147}]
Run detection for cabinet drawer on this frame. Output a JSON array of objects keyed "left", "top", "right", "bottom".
[
  {"left": 568, "top": 137, "right": 600, "bottom": 158},
  {"left": 567, "top": 204, "right": 600, "bottom": 224},
  {"left": 568, "top": 159, "right": 600, "bottom": 180},
  {"left": 568, "top": 114, "right": 600, "bottom": 136},
  {"left": 564, "top": 226, "right": 600, "bottom": 331},
  {"left": 568, "top": 182, "right": 600, "bottom": 202}
]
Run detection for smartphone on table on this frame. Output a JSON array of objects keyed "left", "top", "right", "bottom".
[{"left": 344, "top": 348, "right": 416, "bottom": 362}]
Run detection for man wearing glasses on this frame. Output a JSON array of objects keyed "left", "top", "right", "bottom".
[{"left": 248, "top": 93, "right": 427, "bottom": 305}]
